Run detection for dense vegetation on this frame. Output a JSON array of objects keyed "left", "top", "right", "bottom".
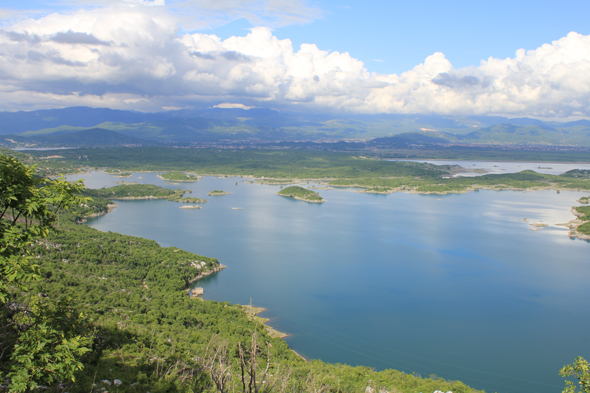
[
  {"left": 159, "top": 172, "right": 199, "bottom": 182},
  {"left": 278, "top": 186, "right": 324, "bottom": 202}
]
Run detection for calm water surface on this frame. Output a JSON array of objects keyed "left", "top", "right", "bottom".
[{"left": 68, "top": 170, "right": 590, "bottom": 393}]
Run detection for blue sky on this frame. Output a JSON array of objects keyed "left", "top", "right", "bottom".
[
  {"left": 1, "top": 0, "right": 590, "bottom": 118},
  {"left": 207, "top": 0, "right": 590, "bottom": 74}
]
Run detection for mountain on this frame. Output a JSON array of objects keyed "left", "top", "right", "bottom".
[
  {"left": 0, "top": 107, "right": 166, "bottom": 134},
  {"left": 0, "top": 128, "right": 155, "bottom": 148}
]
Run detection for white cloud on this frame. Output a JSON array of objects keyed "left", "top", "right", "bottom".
[{"left": 1, "top": 7, "right": 590, "bottom": 119}]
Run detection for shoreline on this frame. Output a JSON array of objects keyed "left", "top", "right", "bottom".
[{"left": 242, "top": 305, "right": 289, "bottom": 340}]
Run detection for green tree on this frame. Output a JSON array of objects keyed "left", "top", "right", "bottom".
[
  {"left": 0, "top": 154, "right": 91, "bottom": 392},
  {"left": 560, "top": 357, "right": 590, "bottom": 393},
  {"left": 8, "top": 297, "right": 92, "bottom": 392},
  {"left": 0, "top": 154, "right": 86, "bottom": 301}
]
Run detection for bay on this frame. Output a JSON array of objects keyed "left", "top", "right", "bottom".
[{"left": 68, "top": 170, "right": 590, "bottom": 393}]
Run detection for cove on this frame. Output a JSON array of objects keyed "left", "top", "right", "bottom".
[{"left": 70, "top": 170, "right": 590, "bottom": 393}]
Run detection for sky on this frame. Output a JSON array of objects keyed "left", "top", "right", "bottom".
[{"left": 1, "top": 0, "right": 590, "bottom": 119}]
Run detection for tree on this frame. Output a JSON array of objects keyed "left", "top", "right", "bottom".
[
  {"left": 0, "top": 154, "right": 91, "bottom": 392},
  {"left": 560, "top": 357, "right": 590, "bottom": 393},
  {"left": 0, "top": 154, "right": 86, "bottom": 301}
]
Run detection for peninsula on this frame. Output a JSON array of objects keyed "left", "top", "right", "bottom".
[
  {"left": 208, "top": 190, "right": 231, "bottom": 196},
  {"left": 158, "top": 171, "right": 199, "bottom": 182},
  {"left": 278, "top": 185, "right": 325, "bottom": 203},
  {"left": 86, "top": 184, "right": 206, "bottom": 203}
]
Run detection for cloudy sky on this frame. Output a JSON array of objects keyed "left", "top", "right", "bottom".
[{"left": 1, "top": 0, "right": 590, "bottom": 119}]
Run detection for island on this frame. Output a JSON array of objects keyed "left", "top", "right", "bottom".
[
  {"left": 277, "top": 185, "right": 325, "bottom": 203},
  {"left": 158, "top": 171, "right": 199, "bottom": 182},
  {"left": 579, "top": 196, "right": 589, "bottom": 204},
  {"left": 208, "top": 190, "right": 231, "bottom": 196}
]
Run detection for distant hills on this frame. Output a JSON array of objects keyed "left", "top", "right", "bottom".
[
  {"left": 2, "top": 128, "right": 155, "bottom": 148},
  {"left": 1, "top": 106, "right": 590, "bottom": 148}
]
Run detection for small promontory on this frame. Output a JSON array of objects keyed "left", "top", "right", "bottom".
[{"left": 277, "top": 186, "right": 325, "bottom": 203}]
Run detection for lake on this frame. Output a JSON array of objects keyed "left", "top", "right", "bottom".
[{"left": 68, "top": 168, "right": 590, "bottom": 393}]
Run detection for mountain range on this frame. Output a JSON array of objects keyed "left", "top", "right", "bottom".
[{"left": 1, "top": 106, "right": 590, "bottom": 148}]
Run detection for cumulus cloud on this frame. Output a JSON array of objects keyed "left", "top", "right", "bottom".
[{"left": 1, "top": 7, "right": 590, "bottom": 119}]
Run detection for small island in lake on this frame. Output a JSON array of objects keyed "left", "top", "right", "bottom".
[
  {"left": 158, "top": 171, "right": 199, "bottom": 182},
  {"left": 277, "top": 185, "right": 325, "bottom": 203},
  {"left": 208, "top": 190, "right": 231, "bottom": 196},
  {"left": 579, "top": 196, "right": 589, "bottom": 204}
]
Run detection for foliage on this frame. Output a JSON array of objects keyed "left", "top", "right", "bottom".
[
  {"left": 0, "top": 154, "right": 86, "bottom": 301},
  {"left": 560, "top": 357, "right": 590, "bottom": 393},
  {"left": 0, "top": 154, "right": 91, "bottom": 391},
  {"left": 7, "top": 297, "right": 92, "bottom": 392},
  {"left": 278, "top": 186, "right": 324, "bottom": 202}
]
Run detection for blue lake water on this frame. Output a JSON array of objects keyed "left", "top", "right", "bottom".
[{"left": 68, "top": 169, "right": 590, "bottom": 393}]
